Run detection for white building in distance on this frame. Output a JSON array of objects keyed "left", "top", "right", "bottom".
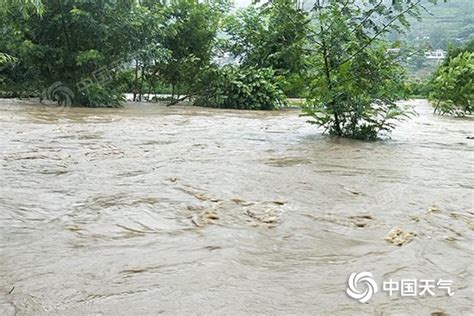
[{"left": 424, "top": 49, "right": 447, "bottom": 63}]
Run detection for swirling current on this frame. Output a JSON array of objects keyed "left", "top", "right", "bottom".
[{"left": 0, "top": 99, "right": 473, "bottom": 315}]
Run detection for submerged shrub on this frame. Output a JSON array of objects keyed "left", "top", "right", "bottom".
[
  {"left": 75, "top": 83, "right": 124, "bottom": 108},
  {"left": 194, "top": 65, "right": 288, "bottom": 110}
]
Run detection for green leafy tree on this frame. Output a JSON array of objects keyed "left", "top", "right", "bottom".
[
  {"left": 429, "top": 40, "right": 474, "bottom": 115},
  {"left": 0, "top": 0, "right": 43, "bottom": 16},
  {"left": 1, "top": 0, "right": 145, "bottom": 106},
  {"left": 0, "top": 0, "right": 42, "bottom": 70},
  {"left": 120, "top": 2, "right": 170, "bottom": 102},
  {"left": 154, "top": 0, "right": 229, "bottom": 99},
  {"left": 302, "top": 0, "right": 437, "bottom": 140},
  {"left": 224, "top": 0, "right": 308, "bottom": 96}
]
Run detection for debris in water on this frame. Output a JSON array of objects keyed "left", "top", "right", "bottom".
[
  {"left": 342, "top": 186, "right": 363, "bottom": 196},
  {"left": 244, "top": 208, "right": 280, "bottom": 225},
  {"left": 426, "top": 205, "right": 441, "bottom": 214},
  {"left": 349, "top": 214, "right": 375, "bottom": 228},
  {"left": 116, "top": 224, "right": 149, "bottom": 234},
  {"left": 169, "top": 177, "right": 177, "bottom": 183},
  {"left": 187, "top": 205, "right": 203, "bottom": 212},
  {"left": 230, "top": 198, "right": 254, "bottom": 206},
  {"left": 191, "top": 215, "right": 203, "bottom": 227},
  {"left": 204, "top": 245, "right": 222, "bottom": 251},
  {"left": 203, "top": 210, "right": 219, "bottom": 220},
  {"left": 384, "top": 227, "right": 416, "bottom": 246},
  {"left": 191, "top": 210, "right": 220, "bottom": 227},
  {"left": 194, "top": 193, "right": 209, "bottom": 201},
  {"left": 444, "top": 235, "right": 460, "bottom": 241}
]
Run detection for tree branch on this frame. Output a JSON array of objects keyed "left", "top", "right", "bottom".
[
  {"left": 348, "top": 0, "right": 384, "bottom": 35},
  {"left": 333, "top": 0, "right": 421, "bottom": 71}
]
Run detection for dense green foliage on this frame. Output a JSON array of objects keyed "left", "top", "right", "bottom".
[
  {"left": 0, "top": 0, "right": 42, "bottom": 82},
  {"left": 404, "top": 79, "right": 431, "bottom": 98},
  {"left": 1, "top": 0, "right": 470, "bottom": 140},
  {"left": 0, "top": 0, "right": 227, "bottom": 106},
  {"left": 195, "top": 66, "right": 288, "bottom": 110},
  {"left": 153, "top": 0, "right": 228, "bottom": 99},
  {"left": 429, "top": 40, "right": 474, "bottom": 115},
  {"left": 0, "top": 0, "right": 44, "bottom": 17},
  {"left": 224, "top": 0, "right": 308, "bottom": 96},
  {"left": 1, "top": 0, "right": 142, "bottom": 105}
]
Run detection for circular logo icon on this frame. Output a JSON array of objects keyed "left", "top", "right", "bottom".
[
  {"left": 42, "top": 81, "right": 74, "bottom": 113},
  {"left": 346, "top": 272, "right": 378, "bottom": 303}
]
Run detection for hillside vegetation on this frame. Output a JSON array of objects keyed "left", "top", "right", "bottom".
[{"left": 403, "top": 0, "right": 473, "bottom": 48}]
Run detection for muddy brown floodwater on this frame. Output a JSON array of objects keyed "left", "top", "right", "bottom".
[{"left": 0, "top": 99, "right": 473, "bottom": 315}]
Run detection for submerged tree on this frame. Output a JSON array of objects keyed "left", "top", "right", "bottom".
[
  {"left": 154, "top": 0, "right": 230, "bottom": 100},
  {"left": 302, "top": 0, "right": 439, "bottom": 140}
]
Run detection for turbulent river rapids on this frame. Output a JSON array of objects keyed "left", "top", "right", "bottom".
[{"left": 0, "top": 99, "right": 473, "bottom": 315}]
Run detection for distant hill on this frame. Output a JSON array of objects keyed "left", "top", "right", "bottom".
[
  {"left": 399, "top": 0, "right": 473, "bottom": 48},
  {"left": 297, "top": 0, "right": 472, "bottom": 49}
]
